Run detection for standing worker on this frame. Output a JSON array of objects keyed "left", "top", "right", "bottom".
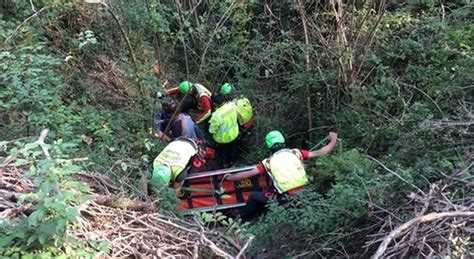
[
  {"left": 224, "top": 130, "right": 338, "bottom": 220},
  {"left": 219, "top": 83, "right": 254, "bottom": 129},
  {"left": 166, "top": 81, "right": 212, "bottom": 124},
  {"left": 208, "top": 92, "right": 240, "bottom": 167},
  {"left": 218, "top": 82, "right": 234, "bottom": 100},
  {"left": 219, "top": 83, "right": 254, "bottom": 152}
]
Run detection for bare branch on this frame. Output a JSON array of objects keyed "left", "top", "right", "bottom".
[
  {"left": 3, "top": 6, "right": 48, "bottom": 46},
  {"left": 366, "top": 155, "right": 424, "bottom": 194},
  {"left": 29, "top": 0, "right": 36, "bottom": 12},
  {"left": 236, "top": 236, "right": 255, "bottom": 258},
  {"left": 36, "top": 129, "right": 51, "bottom": 159},
  {"left": 372, "top": 211, "right": 474, "bottom": 259}
]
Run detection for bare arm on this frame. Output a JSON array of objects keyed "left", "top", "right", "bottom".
[
  {"left": 166, "top": 87, "right": 180, "bottom": 96},
  {"left": 307, "top": 132, "right": 338, "bottom": 159},
  {"left": 224, "top": 166, "right": 261, "bottom": 181}
]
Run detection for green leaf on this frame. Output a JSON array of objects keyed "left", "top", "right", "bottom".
[
  {"left": 14, "top": 159, "right": 27, "bottom": 166},
  {"left": 38, "top": 234, "right": 47, "bottom": 245},
  {"left": 66, "top": 208, "right": 78, "bottom": 221},
  {"left": 51, "top": 202, "right": 66, "bottom": 212},
  {"left": 27, "top": 235, "right": 37, "bottom": 246},
  {"left": 28, "top": 210, "right": 45, "bottom": 226},
  {"left": 55, "top": 219, "right": 67, "bottom": 233}
]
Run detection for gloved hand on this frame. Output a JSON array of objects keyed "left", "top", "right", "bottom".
[{"left": 155, "top": 91, "right": 164, "bottom": 99}]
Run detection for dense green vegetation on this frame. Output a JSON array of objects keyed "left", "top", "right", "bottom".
[{"left": 1, "top": 0, "right": 472, "bottom": 257}]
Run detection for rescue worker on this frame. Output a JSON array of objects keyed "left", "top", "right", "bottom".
[
  {"left": 218, "top": 82, "right": 234, "bottom": 99},
  {"left": 208, "top": 92, "right": 240, "bottom": 167},
  {"left": 223, "top": 130, "right": 338, "bottom": 220},
  {"left": 219, "top": 83, "right": 254, "bottom": 129},
  {"left": 218, "top": 83, "right": 254, "bottom": 152},
  {"left": 166, "top": 81, "right": 212, "bottom": 124},
  {"left": 151, "top": 137, "right": 205, "bottom": 196}
]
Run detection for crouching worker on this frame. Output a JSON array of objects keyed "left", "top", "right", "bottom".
[
  {"left": 223, "top": 130, "right": 338, "bottom": 221},
  {"left": 151, "top": 137, "right": 205, "bottom": 197},
  {"left": 166, "top": 81, "right": 213, "bottom": 125}
]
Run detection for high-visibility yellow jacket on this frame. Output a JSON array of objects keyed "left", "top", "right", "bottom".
[
  {"left": 208, "top": 102, "right": 239, "bottom": 144},
  {"left": 153, "top": 139, "right": 198, "bottom": 180},
  {"left": 261, "top": 149, "right": 308, "bottom": 193},
  {"left": 234, "top": 97, "right": 253, "bottom": 126}
]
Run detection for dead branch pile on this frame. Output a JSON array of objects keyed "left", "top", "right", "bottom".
[
  {"left": 86, "top": 56, "right": 140, "bottom": 107},
  {"left": 0, "top": 163, "right": 246, "bottom": 258},
  {"left": 68, "top": 200, "right": 244, "bottom": 258},
  {"left": 0, "top": 164, "right": 34, "bottom": 219},
  {"left": 366, "top": 160, "right": 474, "bottom": 258}
]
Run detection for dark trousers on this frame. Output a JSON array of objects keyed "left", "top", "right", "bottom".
[
  {"left": 239, "top": 191, "right": 289, "bottom": 221},
  {"left": 238, "top": 127, "right": 253, "bottom": 154},
  {"left": 216, "top": 140, "right": 240, "bottom": 167}
]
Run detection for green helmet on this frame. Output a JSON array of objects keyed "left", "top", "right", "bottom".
[
  {"left": 265, "top": 130, "right": 285, "bottom": 148},
  {"left": 151, "top": 165, "right": 171, "bottom": 186},
  {"left": 178, "top": 81, "right": 192, "bottom": 94},
  {"left": 219, "top": 83, "right": 233, "bottom": 95}
]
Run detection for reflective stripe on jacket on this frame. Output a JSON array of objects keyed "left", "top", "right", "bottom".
[
  {"left": 193, "top": 84, "right": 212, "bottom": 124},
  {"left": 262, "top": 149, "right": 308, "bottom": 193},
  {"left": 208, "top": 102, "right": 239, "bottom": 144},
  {"left": 153, "top": 139, "right": 198, "bottom": 179},
  {"left": 193, "top": 83, "right": 212, "bottom": 99}
]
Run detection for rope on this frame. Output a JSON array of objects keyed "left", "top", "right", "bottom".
[
  {"left": 160, "top": 9, "right": 192, "bottom": 141},
  {"left": 310, "top": 136, "right": 329, "bottom": 151}
]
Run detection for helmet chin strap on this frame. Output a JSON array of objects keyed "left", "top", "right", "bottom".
[{"left": 270, "top": 143, "right": 286, "bottom": 154}]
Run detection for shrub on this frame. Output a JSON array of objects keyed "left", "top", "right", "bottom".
[{"left": 0, "top": 138, "right": 98, "bottom": 257}]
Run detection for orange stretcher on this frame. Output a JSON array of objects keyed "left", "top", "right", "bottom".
[{"left": 177, "top": 165, "right": 271, "bottom": 214}]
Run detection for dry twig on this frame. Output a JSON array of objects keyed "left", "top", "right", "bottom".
[
  {"left": 372, "top": 211, "right": 474, "bottom": 259},
  {"left": 67, "top": 202, "right": 241, "bottom": 258}
]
